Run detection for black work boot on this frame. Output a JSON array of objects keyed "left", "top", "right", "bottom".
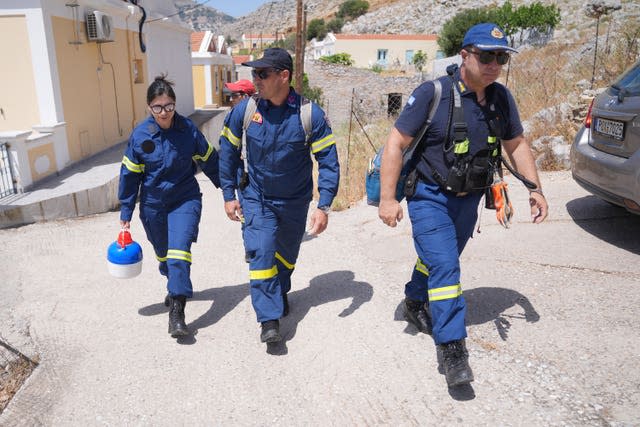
[
  {"left": 439, "top": 339, "right": 474, "bottom": 387},
  {"left": 404, "top": 298, "right": 432, "bottom": 334},
  {"left": 282, "top": 293, "right": 290, "bottom": 317},
  {"left": 168, "top": 295, "right": 189, "bottom": 338},
  {"left": 260, "top": 320, "right": 282, "bottom": 343}
]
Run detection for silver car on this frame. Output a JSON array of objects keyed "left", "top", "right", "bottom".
[{"left": 571, "top": 60, "right": 640, "bottom": 214}]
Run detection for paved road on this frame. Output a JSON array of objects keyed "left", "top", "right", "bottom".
[{"left": 1, "top": 170, "right": 639, "bottom": 426}]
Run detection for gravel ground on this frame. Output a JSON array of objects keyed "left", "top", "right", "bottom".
[{"left": 1, "top": 170, "right": 639, "bottom": 426}]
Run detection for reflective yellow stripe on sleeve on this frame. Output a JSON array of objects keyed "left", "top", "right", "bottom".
[
  {"left": 221, "top": 126, "right": 240, "bottom": 147},
  {"left": 122, "top": 156, "right": 144, "bottom": 173},
  {"left": 167, "top": 249, "right": 192, "bottom": 263},
  {"left": 428, "top": 284, "right": 462, "bottom": 302},
  {"left": 275, "top": 252, "right": 295, "bottom": 270},
  {"left": 156, "top": 254, "right": 167, "bottom": 262},
  {"left": 310, "top": 134, "right": 336, "bottom": 153},
  {"left": 193, "top": 139, "right": 214, "bottom": 161},
  {"left": 415, "top": 258, "right": 429, "bottom": 276},
  {"left": 250, "top": 265, "right": 278, "bottom": 280}
]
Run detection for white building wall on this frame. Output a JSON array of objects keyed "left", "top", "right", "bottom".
[{"left": 145, "top": 22, "right": 194, "bottom": 116}]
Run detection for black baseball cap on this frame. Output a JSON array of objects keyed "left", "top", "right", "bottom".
[{"left": 242, "top": 48, "right": 293, "bottom": 72}]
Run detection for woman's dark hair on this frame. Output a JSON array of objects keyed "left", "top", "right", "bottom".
[{"left": 146, "top": 73, "right": 176, "bottom": 104}]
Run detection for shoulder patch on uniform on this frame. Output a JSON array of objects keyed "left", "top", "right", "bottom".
[
  {"left": 407, "top": 96, "right": 415, "bottom": 106},
  {"left": 252, "top": 112, "right": 263, "bottom": 124}
]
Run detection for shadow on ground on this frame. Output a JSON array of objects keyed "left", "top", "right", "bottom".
[
  {"left": 137, "top": 270, "right": 373, "bottom": 350},
  {"left": 267, "top": 270, "right": 373, "bottom": 355},
  {"left": 392, "top": 286, "right": 539, "bottom": 401},
  {"left": 566, "top": 196, "right": 640, "bottom": 255},
  {"left": 393, "top": 286, "right": 539, "bottom": 341}
]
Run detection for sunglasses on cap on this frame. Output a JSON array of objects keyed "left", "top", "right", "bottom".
[
  {"left": 467, "top": 49, "right": 510, "bottom": 65},
  {"left": 251, "top": 68, "right": 281, "bottom": 80},
  {"left": 149, "top": 103, "right": 176, "bottom": 114}
]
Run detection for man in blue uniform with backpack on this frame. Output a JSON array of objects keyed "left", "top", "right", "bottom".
[
  {"left": 218, "top": 48, "right": 340, "bottom": 345},
  {"left": 378, "top": 23, "right": 548, "bottom": 387}
]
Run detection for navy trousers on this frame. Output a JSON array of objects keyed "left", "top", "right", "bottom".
[
  {"left": 406, "top": 181, "right": 482, "bottom": 344},
  {"left": 140, "top": 197, "right": 202, "bottom": 298},
  {"left": 241, "top": 196, "right": 308, "bottom": 322}
]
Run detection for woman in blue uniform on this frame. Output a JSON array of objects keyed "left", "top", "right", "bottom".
[{"left": 118, "top": 74, "right": 220, "bottom": 338}]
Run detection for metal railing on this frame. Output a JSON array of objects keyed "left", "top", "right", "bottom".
[{"left": 0, "top": 142, "right": 17, "bottom": 199}]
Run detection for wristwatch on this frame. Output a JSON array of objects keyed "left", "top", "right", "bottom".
[{"left": 318, "top": 205, "right": 331, "bottom": 214}]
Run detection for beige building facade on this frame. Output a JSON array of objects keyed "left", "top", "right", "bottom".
[
  {"left": 310, "top": 33, "right": 440, "bottom": 72},
  {"left": 191, "top": 31, "right": 234, "bottom": 109},
  {"left": 0, "top": 0, "right": 194, "bottom": 193}
]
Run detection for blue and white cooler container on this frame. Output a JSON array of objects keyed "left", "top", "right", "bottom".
[{"left": 107, "top": 229, "right": 143, "bottom": 279}]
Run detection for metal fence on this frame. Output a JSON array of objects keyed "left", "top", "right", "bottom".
[{"left": 0, "top": 141, "right": 17, "bottom": 199}]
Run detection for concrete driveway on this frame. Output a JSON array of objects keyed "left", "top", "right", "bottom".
[{"left": 1, "top": 170, "right": 639, "bottom": 425}]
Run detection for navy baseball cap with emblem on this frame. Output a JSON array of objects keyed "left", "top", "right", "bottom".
[
  {"left": 242, "top": 48, "right": 293, "bottom": 72},
  {"left": 462, "top": 23, "right": 518, "bottom": 53}
]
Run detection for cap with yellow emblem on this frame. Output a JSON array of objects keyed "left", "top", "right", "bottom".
[{"left": 462, "top": 23, "right": 519, "bottom": 53}]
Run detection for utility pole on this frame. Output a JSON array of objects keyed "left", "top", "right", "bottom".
[{"left": 295, "top": 0, "right": 304, "bottom": 93}]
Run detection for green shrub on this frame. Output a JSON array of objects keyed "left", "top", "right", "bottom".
[{"left": 319, "top": 53, "right": 354, "bottom": 66}]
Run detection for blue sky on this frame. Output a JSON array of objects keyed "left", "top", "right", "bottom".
[{"left": 197, "top": 0, "right": 272, "bottom": 18}]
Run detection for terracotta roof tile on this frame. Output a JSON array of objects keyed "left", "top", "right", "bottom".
[
  {"left": 233, "top": 55, "right": 251, "bottom": 65},
  {"left": 191, "top": 32, "right": 205, "bottom": 52}
]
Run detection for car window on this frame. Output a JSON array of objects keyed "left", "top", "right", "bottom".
[{"left": 612, "top": 61, "right": 640, "bottom": 96}]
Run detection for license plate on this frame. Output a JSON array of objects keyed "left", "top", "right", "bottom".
[{"left": 594, "top": 117, "right": 624, "bottom": 140}]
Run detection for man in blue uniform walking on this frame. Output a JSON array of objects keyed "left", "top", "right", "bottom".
[
  {"left": 379, "top": 24, "right": 548, "bottom": 387},
  {"left": 218, "top": 48, "right": 340, "bottom": 345}
]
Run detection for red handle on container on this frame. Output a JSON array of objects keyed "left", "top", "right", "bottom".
[{"left": 117, "top": 229, "right": 133, "bottom": 248}]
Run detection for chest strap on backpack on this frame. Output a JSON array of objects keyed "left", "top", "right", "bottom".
[{"left": 239, "top": 94, "right": 313, "bottom": 190}]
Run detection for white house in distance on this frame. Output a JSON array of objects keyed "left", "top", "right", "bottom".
[
  {"left": 310, "top": 32, "right": 441, "bottom": 73},
  {"left": 191, "top": 31, "right": 234, "bottom": 108}
]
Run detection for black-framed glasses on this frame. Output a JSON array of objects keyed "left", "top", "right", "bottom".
[
  {"left": 251, "top": 68, "right": 281, "bottom": 80},
  {"left": 149, "top": 103, "right": 176, "bottom": 114},
  {"left": 230, "top": 92, "right": 245, "bottom": 99},
  {"left": 467, "top": 50, "right": 510, "bottom": 65}
]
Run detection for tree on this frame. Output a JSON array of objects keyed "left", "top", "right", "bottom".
[
  {"left": 438, "top": 3, "right": 561, "bottom": 57},
  {"left": 438, "top": 8, "right": 494, "bottom": 56},
  {"left": 292, "top": 73, "right": 324, "bottom": 106},
  {"left": 269, "top": 33, "right": 296, "bottom": 52},
  {"left": 413, "top": 50, "right": 428, "bottom": 79},
  {"left": 307, "top": 18, "right": 327, "bottom": 41},
  {"left": 337, "top": 0, "right": 369, "bottom": 20},
  {"left": 327, "top": 17, "right": 344, "bottom": 34}
]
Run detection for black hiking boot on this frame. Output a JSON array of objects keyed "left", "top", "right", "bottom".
[
  {"left": 260, "top": 320, "right": 282, "bottom": 343},
  {"left": 282, "top": 293, "right": 290, "bottom": 317},
  {"left": 404, "top": 298, "right": 432, "bottom": 334},
  {"left": 168, "top": 295, "right": 189, "bottom": 338},
  {"left": 439, "top": 339, "right": 474, "bottom": 387}
]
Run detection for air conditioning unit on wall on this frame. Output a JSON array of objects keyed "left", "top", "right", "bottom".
[{"left": 86, "top": 11, "right": 114, "bottom": 42}]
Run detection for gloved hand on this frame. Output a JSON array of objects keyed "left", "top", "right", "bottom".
[{"left": 491, "top": 179, "right": 513, "bottom": 228}]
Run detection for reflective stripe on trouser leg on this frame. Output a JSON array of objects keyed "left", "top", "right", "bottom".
[
  {"left": 407, "top": 181, "right": 481, "bottom": 344},
  {"left": 404, "top": 258, "right": 430, "bottom": 302},
  {"left": 274, "top": 200, "right": 308, "bottom": 295},
  {"left": 166, "top": 198, "right": 201, "bottom": 298},
  {"left": 243, "top": 198, "right": 283, "bottom": 322},
  {"left": 140, "top": 198, "right": 201, "bottom": 297}
]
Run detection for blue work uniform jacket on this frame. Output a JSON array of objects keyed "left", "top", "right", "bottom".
[
  {"left": 118, "top": 113, "right": 220, "bottom": 221},
  {"left": 395, "top": 66, "right": 523, "bottom": 189},
  {"left": 219, "top": 88, "right": 339, "bottom": 207}
]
